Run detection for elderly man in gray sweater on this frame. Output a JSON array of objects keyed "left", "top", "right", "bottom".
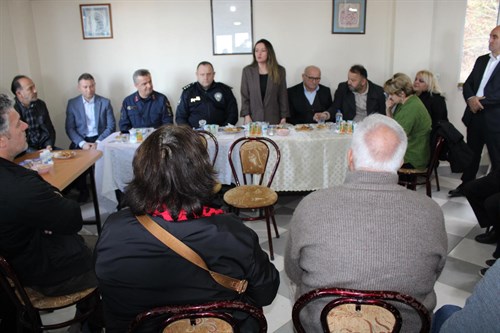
[{"left": 285, "top": 114, "right": 447, "bottom": 333}]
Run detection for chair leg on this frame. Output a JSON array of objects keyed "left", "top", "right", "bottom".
[
  {"left": 264, "top": 207, "right": 274, "bottom": 261},
  {"left": 270, "top": 206, "right": 279, "bottom": 238},
  {"left": 434, "top": 166, "right": 440, "bottom": 192},
  {"left": 426, "top": 179, "right": 432, "bottom": 197}
]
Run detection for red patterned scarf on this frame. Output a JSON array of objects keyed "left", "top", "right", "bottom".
[{"left": 152, "top": 206, "right": 224, "bottom": 222}]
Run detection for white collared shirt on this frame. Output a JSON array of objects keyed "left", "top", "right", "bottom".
[
  {"left": 83, "top": 95, "right": 98, "bottom": 137},
  {"left": 303, "top": 84, "right": 319, "bottom": 105},
  {"left": 476, "top": 53, "right": 500, "bottom": 97}
]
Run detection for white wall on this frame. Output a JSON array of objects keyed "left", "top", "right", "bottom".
[{"left": 1, "top": 0, "right": 471, "bottom": 148}]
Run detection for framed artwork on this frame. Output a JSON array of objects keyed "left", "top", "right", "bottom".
[
  {"left": 332, "top": 0, "right": 366, "bottom": 34},
  {"left": 211, "top": 0, "right": 253, "bottom": 55},
  {"left": 80, "top": 4, "right": 113, "bottom": 39}
]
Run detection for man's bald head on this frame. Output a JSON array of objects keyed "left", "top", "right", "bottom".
[{"left": 349, "top": 114, "right": 407, "bottom": 173}]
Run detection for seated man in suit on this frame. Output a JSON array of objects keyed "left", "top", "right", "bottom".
[
  {"left": 11, "top": 75, "right": 56, "bottom": 152},
  {"left": 285, "top": 114, "right": 447, "bottom": 332},
  {"left": 328, "top": 64, "right": 386, "bottom": 122},
  {"left": 119, "top": 69, "right": 173, "bottom": 132},
  {"left": 0, "top": 94, "right": 99, "bottom": 331},
  {"left": 65, "top": 73, "right": 116, "bottom": 202},
  {"left": 175, "top": 61, "right": 238, "bottom": 128},
  {"left": 287, "top": 65, "right": 332, "bottom": 124}
]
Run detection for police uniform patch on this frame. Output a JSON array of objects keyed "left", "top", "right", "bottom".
[{"left": 214, "top": 92, "right": 222, "bottom": 102}]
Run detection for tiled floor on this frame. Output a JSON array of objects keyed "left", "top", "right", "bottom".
[{"left": 42, "top": 163, "right": 495, "bottom": 332}]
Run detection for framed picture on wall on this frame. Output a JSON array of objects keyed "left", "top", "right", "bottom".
[
  {"left": 211, "top": 0, "right": 253, "bottom": 55},
  {"left": 332, "top": 0, "right": 366, "bottom": 34},
  {"left": 80, "top": 4, "right": 113, "bottom": 39}
]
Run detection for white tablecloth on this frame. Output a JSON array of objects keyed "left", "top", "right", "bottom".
[{"left": 96, "top": 128, "right": 352, "bottom": 203}]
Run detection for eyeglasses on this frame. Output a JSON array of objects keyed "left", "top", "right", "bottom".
[{"left": 305, "top": 75, "right": 321, "bottom": 81}]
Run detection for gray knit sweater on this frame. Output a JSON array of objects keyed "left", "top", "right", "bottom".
[{"left": 285, "top": 170, "right": 447, "bottom": 333}]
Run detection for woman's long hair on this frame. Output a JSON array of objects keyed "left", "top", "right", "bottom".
[
  {"left": 251, "top": 38, "right": 281, "bottom": 84},
  {"left": 124, "top": 125, "right": 217, "bottom": 220}
]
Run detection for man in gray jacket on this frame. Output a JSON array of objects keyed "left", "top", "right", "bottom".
[{"left": 285, "top": 114, "right": 447, "bottom": 332}]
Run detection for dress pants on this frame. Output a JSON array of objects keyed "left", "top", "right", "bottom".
[
  {"left": 69, "top": 136, "right": 98, "bottom": 196},
  {"left": 462, "top": 112, "right": 500, "bottom": 184},
  {"left": 463, "top": 170, "right": 500, "bottom": 230}
]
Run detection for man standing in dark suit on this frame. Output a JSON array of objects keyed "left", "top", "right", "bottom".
[
  {"left": 449, "top": 26, "right": 500, "bottom": 202},
  {"left": 328, "top": 64, "right": 386, "bottom": 122},
  {"left": 65, "top": 73, "right": 116, "bottom": 202},
  {"left": 287, "top": 65, "right": 332, "bottom": 124}
]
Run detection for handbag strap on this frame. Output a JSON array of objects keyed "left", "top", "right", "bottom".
[{"left": 136, "top": 215, "right": 248, "bottom": 294}]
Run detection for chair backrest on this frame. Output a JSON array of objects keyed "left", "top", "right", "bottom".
[
  {"left": 196, "top": 130, "right": 219, "bottom": 166},
  {"left": 227, "top": 137, "right": 281, "bottom": 187},
  {"left": 128, "top": 300, "right": 267, "bottom": 333},
  {"left": 426, "top": 135, "right": 445, "bottom": 177},
  {"left": 292, "top": 287, "right": 431, "bottom": 333},
  {"left": 0, "top": 255, "right": 39, "bottom": 314},
  {"left": 0, "top": 254, "right": 99, "bottom": 331}
]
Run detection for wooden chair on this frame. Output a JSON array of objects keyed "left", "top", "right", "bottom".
[
  {"left": 196, "top": 130, "right": 222, "bottom": 194},
  {"left": 0, "top": 255, "right": 99, "bottom": 332},
  {"left": 398, "top": 136, "right": 446, "bottom": 197},
  {"left": 223, "top": 137, "right": 281, "bottom": 260},
  {"left": 292, "top": 287, "right": 431, "bottom": 333},
  {"left": 128, "top": 300, "right": 267, "bottom": 333},
  {"left": 196, "top": 130, "right": 219, "bottom": 166}
]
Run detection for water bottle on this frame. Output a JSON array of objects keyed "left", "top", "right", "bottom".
[{"left": 335, "top": 110, "right": 343, "bottom": 132}]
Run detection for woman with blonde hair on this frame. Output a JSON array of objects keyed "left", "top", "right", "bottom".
[
  {"left": 384, "top": 74, "right": 432, "bottom": 170},
  {"left": 240, "top": 39, "right": 289, "bottom": 124},
  {"left": 413, "top": 70, "right": 448, "bottom": 128}
]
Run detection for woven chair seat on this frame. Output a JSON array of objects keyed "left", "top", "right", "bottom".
[
  {"left": 326, "top": 303, "right": 396, "bottom": 332},
  {"left": 22, "top": 286, "right": 97, "bottom": 309},
  {"left": 398, "top": 167, "right": 427, "bottom": 175},
  {"left": 223, "top": 185, "right": 278, "bottom": 209},
  {"left": 163, "top": 317, "right": 233, "bottom": 333}
]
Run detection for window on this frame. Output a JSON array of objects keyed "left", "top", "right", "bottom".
[{"left": 460, "top": 0, "right": 500, "bottom": 82}]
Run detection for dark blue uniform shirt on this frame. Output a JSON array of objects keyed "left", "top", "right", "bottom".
[
  {"left": 175, "top": 82, "right": 238, "bottom": 128},
  {"left": 119, "top": 91, "right": 173, "bottom": 132}
]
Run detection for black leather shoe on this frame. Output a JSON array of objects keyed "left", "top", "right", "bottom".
[
  {"left": 479, "top": 267, "right": 488, "bottom": 277},
  {"left": 448, "top": 187, "right": 464, "bottom": 197},
  {"left": 475, "top": 229, "right": 497, "bottom": 244},
  {"left": 485, "top": 259, "right": 497, "bottom": 267}
]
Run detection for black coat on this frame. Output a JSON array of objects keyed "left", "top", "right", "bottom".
[
  {"left": 95, "top": 209, "right": 280, "bottom": 333},
  {"left": 329, "top": 80, "right": 386, "bottom": 120},
  {"left": 287, "top": 83, "right": 332, "bottom": 124},
  {"left": 0, "top": 157, "right": 91, "bottom": 287},
  {"left": 434, "top": 121, "right": 474, "bottom": 173}
]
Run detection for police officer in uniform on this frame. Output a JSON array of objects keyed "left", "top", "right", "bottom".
[
  {"left": 119, "top": 69, "right": 173, "bottom": 132},
  {"left": 175, "top": 61, "right": 238, "bottom": 128}
]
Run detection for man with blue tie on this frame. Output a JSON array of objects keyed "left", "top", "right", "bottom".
[{"left": 65, "top": 73, "right": 116, "bottom": 201}]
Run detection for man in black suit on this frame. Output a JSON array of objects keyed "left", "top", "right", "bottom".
[
  {"left": 287, "top": 65, "right": 332, "bottom": 124},
  {"left": 0, "top": 94, "right": 100, "bottom": 331},
  {"left": 449, "top": 25, "right": 500, "bottom": 243},
  {"left": 328, "top": 64, "right": 386, "bottom": 122},
  {"left": 450, "top": 26, "right": 500, "bottom": 190}
]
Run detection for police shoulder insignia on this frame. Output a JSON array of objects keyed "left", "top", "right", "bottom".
[{"left": 182, "top": 83, "right": 195, "bottom": 90}]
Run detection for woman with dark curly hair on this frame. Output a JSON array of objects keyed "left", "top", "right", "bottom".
[{"left": 95, "top": 125, "right": 279, "bottom": 332}]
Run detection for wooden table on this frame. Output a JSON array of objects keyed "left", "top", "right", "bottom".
[{"left": 16, "top": 150, "right": 103, "bottom": 233}]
